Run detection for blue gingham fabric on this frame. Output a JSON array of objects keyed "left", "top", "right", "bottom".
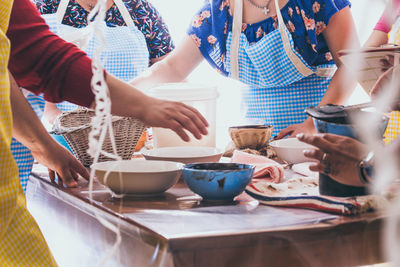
[
  {"left": 242, "top": 74, "right": 332, "bottom": 135},
  {"left": 225, "top": 26, "right": 334, "bottom": 136},
  {"left": 12, "top": 11, "right": 149, "bottom": 192},
  {"left": 45, "top": 13, "right": 150, "bottom": 112},
  {"left": 225, "top": 29, "right": 311, "bottom": 88}
]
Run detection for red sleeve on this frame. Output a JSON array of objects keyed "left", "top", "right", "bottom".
[{"left": 6, "top": 0, "right": 95, "bottom": 107}]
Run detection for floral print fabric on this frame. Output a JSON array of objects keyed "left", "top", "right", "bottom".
[
  {"left": 35, "top": 0, "right": 174, "bottom": 59},
  {"left": 188, "top": 0, "right": 350, "bottom": 76}
]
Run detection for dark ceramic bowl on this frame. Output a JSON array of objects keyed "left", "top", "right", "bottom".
[{"left": 182, "top": 163, "right": 255, "bottom": 201}]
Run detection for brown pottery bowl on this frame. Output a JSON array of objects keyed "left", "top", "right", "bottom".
[{"left": 229, "top": 125, "right": 273, "bottom": 149}]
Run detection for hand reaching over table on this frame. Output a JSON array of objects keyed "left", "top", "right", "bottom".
[
  {"left": 297, "top": 133, "right": 368, "bottom": 187},
  {"left": 31, "top": 140, "right": 89, "bottom": 188},
  {"left": 370, "top": 66, "right": 400, "bottom": 111},
  {"left": 9, "top": 71, "right": 89, "bottom": 188},
  {"left": 274, "top": 118, "right": 316, "bottom": 140}
]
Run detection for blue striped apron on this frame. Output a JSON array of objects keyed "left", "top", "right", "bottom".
[
  {"left": 12, "top": 0, "right": 150, "bottom": 192},
  {"left": 226, "top": 0, "right": 336, "bottom": 136}
]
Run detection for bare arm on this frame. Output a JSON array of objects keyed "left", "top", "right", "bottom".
[
  {"left": 9, "top": 72, "right": 89, "bottom": 187},
  {"left": 131, "top": 36, "right": 204, "bottom": 90},
  {"left": 317, "top": 6, "right": 360, "bottom": 105},
  {"left": 276, "top": 6, "right": 360, "bottom": 139},
  {"left": 104, "top": 73, "right": 208, "bottom": 141},
  {"left": 363, "top": 30, "right": 388, "bottom": 48},
  {"left": 43, "top": 101, "right": 62, "bottom": 124}
]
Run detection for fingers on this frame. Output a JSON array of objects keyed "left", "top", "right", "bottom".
[
  {"left": 50, "top": 168, "right": 79, "bottom": 188},
  {"left": 183, "top": 103, "right": 209, "bottom": 128},
  {"left": 275, "top": 126, "right": 294, "bottom": 140},
  {"left": 320, "top": 133, "right": 343, "bottom": 143},
  {"left": 177, "top": 104, "right": 208, "bottom": 139},
  {"left": 176, "top": 113, "right": 204, "bottom": 140},
  {"left": 297, "top": 133, "right": 335, "bottom": 153},
  {"left": 169, "top": 120, "right": 190, "bottom": 142},
  {"left": 370, "top": 67, "right": 393, "bottom": 98},
  {"left": 165, "top": 102, "right": 209, "bottom": 141},
  {"left": 308, "top": 162, "right": 328, "bottom": 174},
  {"left": 58, "top": 170, "right": 78, "bottom": 188},
  {"left": 303, "top": 148, "right": 325, "bottom": 161},
  {"left": 70, "top": 157, "right": 90, "bottom": 181},
  {"left": 48, "top": 169, "right": 56, "bottom": 183},
  {"left": 380, "top": 56, "right": 394, "bottom": 72}
]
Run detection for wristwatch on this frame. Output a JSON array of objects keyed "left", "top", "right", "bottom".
[{"left": 358, "top": 151, "right": 374, "bottom": 185}]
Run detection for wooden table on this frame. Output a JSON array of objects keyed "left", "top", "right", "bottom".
[{"left": 26, "top": 168, "right": 385, "bottom": 267}]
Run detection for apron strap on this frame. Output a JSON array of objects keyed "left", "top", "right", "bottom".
[
  {"left": 113, "top": 0, "right": 135, "bottom": 27},
  {"left": 274, "top": 0, "right": 313, "bottom": 77},
  {"left": 315, "top": 66, "right": 336, "bottom": 78},
  {"left": 56, "top": 0, "right": 69, "bottom": 24},
  {"left": 230, "top": 0, "right": 243, "bottom": 80},
  {"left": 230, "top": 0, "right": 316, "bottom": 80}
]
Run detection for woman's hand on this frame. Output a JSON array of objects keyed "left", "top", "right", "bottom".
[
  {"left": 275, "top": 118, "right": 315, "bottom": 140},
  {"left": 370, "top": 66, "right": 400, "bottom": 111},
  {"left": 105, "top": 74, "right": 209, "bottom": 142},
  {"left": 138, "top": 97, "right": 209, "bottom": 142},
  {"left": 297, "top": 133, "right": 367, "bottom": 186},
  {"left": 31, "top": 140, "right": 89, "bottom": 187},
  {"left": 44, "top": 102, "right": 62, "bottom": 124}
]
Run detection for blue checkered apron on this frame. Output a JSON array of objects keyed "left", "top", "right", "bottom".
[
  {"left": 226, "top": 0, "right": 336, "bottom": 136},
  {"left": 12, "top": 0, "right": 149, "bottom": 192}
]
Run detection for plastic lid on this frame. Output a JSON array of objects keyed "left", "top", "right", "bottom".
[
  {"left": 147, "top": 83, "right": 219, "bottom": 101},
  {"left": 305, "top": 104, "right": 347, "bottom": 120}
]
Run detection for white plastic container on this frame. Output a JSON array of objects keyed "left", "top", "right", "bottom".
[{"left": 147, "top": 83, "right": 219, "bottom": 148}]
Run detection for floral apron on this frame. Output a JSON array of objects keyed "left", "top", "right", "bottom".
[
  {"left": 384, "top": 16, "right": 400, "bottom": 143},
  {"left": 226, "top": 0, "right": 336, "bottom": 135},
  {"left": 11, "top": 0, "right": 150, "bottom": 192}
]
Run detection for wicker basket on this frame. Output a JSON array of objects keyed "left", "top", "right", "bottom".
[{"left": 52, "top": 109, "right": 146, "bottom": 167}]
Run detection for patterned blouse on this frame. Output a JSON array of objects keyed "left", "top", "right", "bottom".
[
  {"left": 187, "top": 0, "right": 350, "bottom": 76},
  {"left": 35, "top": 0, "right": 174, "bottom": 60}
]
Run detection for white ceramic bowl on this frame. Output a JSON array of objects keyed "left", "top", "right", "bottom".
[
  {"left": 141, "top": 146, "right": 223, "bottom": 164},
  {"left": 269, "top": 138, "right": 317, "bottom": 164},
  {"left": 92, "top": 160, "right": 183, "bottom": 195}
]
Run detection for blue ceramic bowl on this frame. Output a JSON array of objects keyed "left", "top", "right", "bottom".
[
  {"left": 182, "top": 163, "right": 255, "bottom": 201},
  {"left": 312, "top": 114, "right": 389, "bottom": 197},
  {"left": 313, "top": 115, "right": 389, "bottom": 139}
]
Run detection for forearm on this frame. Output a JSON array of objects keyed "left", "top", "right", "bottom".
[
  {"left": 9, "top": 72, "right": 57, "bottom": 155},
  {"left": 131, "top": 36, "right": 202, "bottom": 90},
  {"left": 363, "top": 30, "right": 388, "bottom": 48},
  {"left": 317, "top": 6, "right": 359, "bottom": 107},
  {"left": 104, "top": 74, "right": 153, "bottom": 119},
  {"left": 318, "top": 64, "right": 358, "bottom": 107},
  {"left": 43, "top": 102, "right": 62, "bottom": 125},
  {"left": 131, "top": 60, "right": 186, "bottom": 90}
]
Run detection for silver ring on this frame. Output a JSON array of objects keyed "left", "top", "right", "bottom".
[{"left": 322, "top": 152, "right": 328, "bottom": 162}]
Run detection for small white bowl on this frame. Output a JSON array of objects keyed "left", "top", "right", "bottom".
[
  {"left": 141, "top": 146, "right": 223, "bottom": 164},
  {"left": 92, "top": 160, "right": 183, "bottom": 195},
  {"left": 269, "top": 138, "right": 317, "bottom": 164}
]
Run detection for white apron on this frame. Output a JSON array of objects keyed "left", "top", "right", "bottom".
[
  {"left": 12, "top": 0, "right": 150, "bottom": 191},
  {"left": 226, "top": 0, "right": 336, "bottom": 135}
]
